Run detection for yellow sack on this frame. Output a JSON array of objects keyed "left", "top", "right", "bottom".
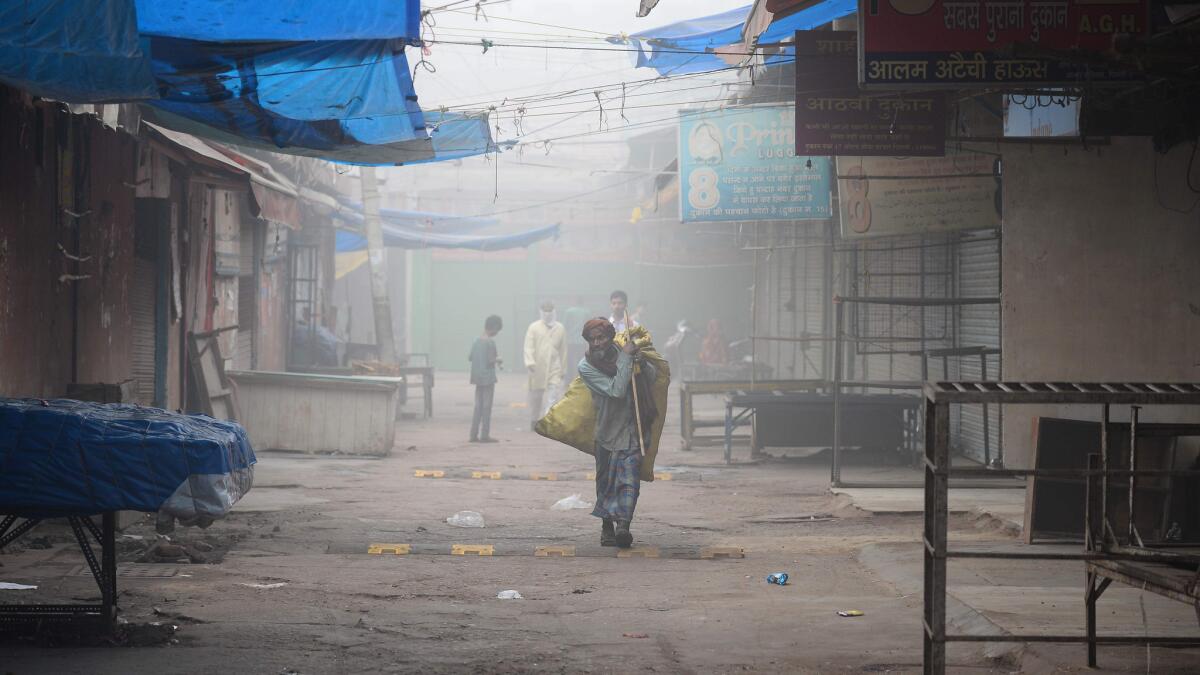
[{"left": 534, "top": 326, "right": 671, "bottom": 482}]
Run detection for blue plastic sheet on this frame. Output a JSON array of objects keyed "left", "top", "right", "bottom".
[
  {"left": 134, "top": 0, "right": 421, "bottom": 42},
  {"left": 331, "top": 197, "right": 499, "bottom": 234},
  {"left": 0, "top": 0, "right": 156, "bottom": 102},
  {"left": 0, "top": 399, "right": 255, "bottom": 521},
  {"left": 335, "top": 223, "right": 560, "bottom": 252},
  {"left": 145, "top": 37, "right": 425, "bottom": 147},
  {"left": 625, "top": 0, "right": 857, "bottom": 75},
  {"left": 0, "top": 0, "right": 462, "bottom": 165}
]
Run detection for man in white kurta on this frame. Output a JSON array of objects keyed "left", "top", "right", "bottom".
[{"left": 524, "top": 300, "right": 567, "bottom": 430}]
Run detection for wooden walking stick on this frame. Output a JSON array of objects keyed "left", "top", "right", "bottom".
[{"left": 625, "top": 311, "right": 647, "bottom": 457}]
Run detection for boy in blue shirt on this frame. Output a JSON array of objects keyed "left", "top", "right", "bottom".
[{"left": 468, "top": 315, "right": 503, "bottom": 443}]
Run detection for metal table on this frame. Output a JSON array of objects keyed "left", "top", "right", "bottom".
[
  {"left": 398, "top": 366, "right": 434, "bottom": 418},
  {"left": 0, "top": 512, "right": 117, "bottom": 629},
  {"left": 679, "top": 379, "right": 825, "bottom": 451},
  {"left": 723, "top": 390, "right": 920, "bottom": 465}
]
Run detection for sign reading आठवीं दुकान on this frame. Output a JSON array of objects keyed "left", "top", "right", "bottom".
[
  {"left": 678, "top": 105, "right": 832, "bottom": 223},
  {"left": 859, "top": 0, "right": 1149, "bottom": 87},
  {"left": 794, "top": 30, "right": 946, "bottom": 157}
]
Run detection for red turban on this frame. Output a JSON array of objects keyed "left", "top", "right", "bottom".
[{"left": 582, "top": 317, "right": 615, "bottom": 340}]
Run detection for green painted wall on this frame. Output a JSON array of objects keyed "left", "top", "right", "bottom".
[{"left": 411, "top": 244, "right": 755, "bottom": 372}]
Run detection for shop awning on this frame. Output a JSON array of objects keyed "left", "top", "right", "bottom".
[
  {"left": 620, "top": 0, "right": 856, "bottom": 75},
  {"left": 143, "top": 121, "right": 302, "bottom": 227}
]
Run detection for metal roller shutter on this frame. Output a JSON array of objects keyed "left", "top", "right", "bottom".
[
  {"left": 130, "top": 258, "right": 157, "bottom": 406},
  {"left": 954, "top": 232, "right": 1002, "bottom": 464}
]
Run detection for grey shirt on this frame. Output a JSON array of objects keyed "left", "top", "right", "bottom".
[
  {"left": 468, "top": 337, "right": 498, "bottom": 386},
  {"left": 578, "top": 347, "right": 656, "bottom": 451}
]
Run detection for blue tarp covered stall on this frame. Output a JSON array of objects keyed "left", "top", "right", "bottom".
[
  {"left": 0, "top": 399, "right": 255, "bottom": 523},
  {"left": 623, "top": 0, "right": 857, "bottom": 76}
]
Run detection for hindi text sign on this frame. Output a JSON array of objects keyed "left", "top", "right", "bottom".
[
  {"left": 795, "top": 31, "right": 945, "bottom": 156},
  {"left": 859, "top": 0, "right": 1149, "bottom": 87},
  {"left": 679, "top": 106, "right": 832, "bottom": 223},
  {"left": 837, "top": 152, "right": 1001, "bottom": 239}
]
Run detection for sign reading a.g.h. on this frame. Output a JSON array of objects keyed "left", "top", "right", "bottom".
[{"left": 678, "top": 105, "right": 831, "bottom": 223}]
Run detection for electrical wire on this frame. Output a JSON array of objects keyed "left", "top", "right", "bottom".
[
  {"left": 437, "top": 7, "right": 622, "bottom": 37},
  {"left": 426, "top": 37, "right": 783, "bottom": 57},
  {"left": 435, "top": 173, "right": 648, "bottom": 220},
  {"left": 425, "top": 65, "right": 745, "bottom": 111}
]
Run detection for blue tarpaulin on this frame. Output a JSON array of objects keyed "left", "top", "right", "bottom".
[
  {"left": 335, "top": 223, "right": 561, "bottom": 252},
  {"left": 133, "top": 0, "right": 421, "bottom": 42},
  {"left": 0, "top": 0, "right": 157, "bottom": 102},
  {"left": 0, "top": 0, "right": 494, "bottom": 165},
  {"left": 142, "top": 37, "right": 430, "bottom": 161},
  {"left": 624, "top": 0, "right": 857, "bottom": 75},
  {"left": 0, "top": 399, "right": 255, "bottom": 521},
  {"left": 331, "top": 197, "right": 500, "bottom": 234}
]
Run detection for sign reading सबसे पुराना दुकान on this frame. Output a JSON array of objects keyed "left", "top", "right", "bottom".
[
  {"left": 859, "top": 0, "right": 1148, "bottom": 86},
  {"left": 677, "top": 105, "right": 832, "bottom": 223}
]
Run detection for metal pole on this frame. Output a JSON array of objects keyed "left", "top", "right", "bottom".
[
  {"left": 832, "top": 299, "right": 844, "bottom": 486},
  {"left": 102, "top": 511, "right": 116, "bottom": 625},
  {"left": 751, "top": 224, "right": 759, "bottom": 388},
  {"left": 1128, "top": 405, "right": 1140, "bottom": 544},
  {"left": 981, "top": 353, "right": 992, "bottom": 467},
  {"left": 361, "top": 167, "right": 397, "bottom": 364},
  {"left": 923, "top": 396, "right": 950, "bottom": 674},
  {"left": 1100, "top": 403, "right": 1110, "bottom": 544}
]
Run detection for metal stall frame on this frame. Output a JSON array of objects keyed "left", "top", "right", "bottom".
[
  {"left": 831, "top": 296, "right": 1002, "bottom": 488},
  {"left": 0, "top": 513, "right": 117, "bottom": 629},
  {"left": 922, "top": 382, "right": 1200, "bottom": 674}
]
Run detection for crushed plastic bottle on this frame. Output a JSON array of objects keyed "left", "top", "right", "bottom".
[
  {"left": 446, "top": 511, "right": 485, "bottom": 528},
  {"left": 766, "top": 572, "right": 789, "bottom": 586}
]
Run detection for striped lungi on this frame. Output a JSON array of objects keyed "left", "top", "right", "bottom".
[{"left": 591, "top": 439, "right": 641, "bottom": 522}]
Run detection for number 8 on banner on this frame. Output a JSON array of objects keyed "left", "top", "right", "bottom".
[
  {"left": 687, "top": 168, "right": 720, "bottom": 210},
  {"left": 842, "top": 166, "right": 872, "bottom": 234}
]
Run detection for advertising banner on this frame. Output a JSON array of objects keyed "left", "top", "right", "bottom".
[
  {"left": 795, "top": 31, "right": 945, "bottom": 156},
  {"left": 837, "top": 151, "right": 1001, "bottom": 239},
  {"left": 678, "top": 105, "right": 832, "bottom": 223},
  {"left": 859, "top": 0, "right": 1148, "bottom": 87}
]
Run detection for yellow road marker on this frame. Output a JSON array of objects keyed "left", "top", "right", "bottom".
[
  {"left": 471, "top": 470, "right": 502, "bottom": 479},
  {"left": 586, "top": 472, "right": 597, "bottom": 480},
  {"left": 413, "top": 470, "right": 445, "bottom": 478},
  {"left": 699, "top": 546, "right": 744, "bottom": 559},
  {"left": 451, "top": 544, "right": 495, "bottom": 556},
  {"left": 653, "top": 472, "right": 673, "bottom": 481},
  {"left": 529, "top": 472, "right": 557, "bottom": 481},
  {"left": 534, "top": 545, "right": 576, "bottom": 557},
  {"left": 617, "top": 546, "right": 660, "bottom": 559},
  {"left": 368, "top": 543, "right": 411, "bottom": 555}
]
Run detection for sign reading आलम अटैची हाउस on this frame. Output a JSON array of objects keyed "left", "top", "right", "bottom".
[{"left": 859, "top": 0, "right": 1148, "bottom": 87}]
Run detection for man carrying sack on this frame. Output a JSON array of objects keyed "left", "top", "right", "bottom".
[{"left": 576, "top": 317, "right": 659, "bottom": 548}]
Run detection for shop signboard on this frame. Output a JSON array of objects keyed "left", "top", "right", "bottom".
[
  {"left": 678, "top": 105, "right": 832, "bottom": 222},
  {"left": 837, "top": 151, "right": 1001, "bottom": 239},
  {"left": 795, "top": 31, "right": 945, "bottom": 156},
  {"left": 859, "top": 0, "right": 1149, "bottom": 87}
]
